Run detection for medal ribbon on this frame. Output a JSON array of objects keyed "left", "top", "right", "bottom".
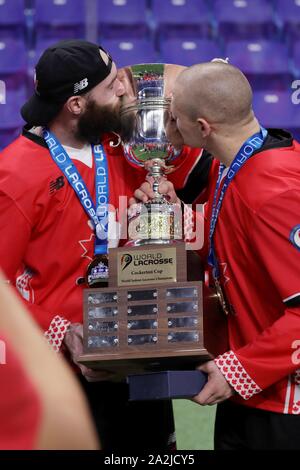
[
  {"left": 208, "top": 127, "right": 268, "bottom": 280},
  {"left": 43, "top": 129, "right": 109, "bottom": 256}
]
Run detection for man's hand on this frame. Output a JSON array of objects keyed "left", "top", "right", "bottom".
[
  {"left": 129, "top": 177, "right": 180, "bottom": 206},
  {"left": 63, "top": 323, "right": 113, "bottom": 382},
  {"left": 192, "top": 360, "right": 234, "bottom": 406}
]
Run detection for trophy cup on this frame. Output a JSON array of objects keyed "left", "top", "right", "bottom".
[{"left": 78, "top": 64, "right": 227, "bottom": 399}]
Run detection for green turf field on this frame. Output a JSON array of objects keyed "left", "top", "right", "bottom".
[{"left": 173, "top": 400, "right": 216, "bottom": 450}]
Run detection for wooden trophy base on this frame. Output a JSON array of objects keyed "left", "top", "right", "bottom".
[{"left": 78, "top": 243, "right": 228, "bottom": 379}]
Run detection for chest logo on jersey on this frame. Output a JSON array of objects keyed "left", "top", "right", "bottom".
[
  {"left": 290, "top": 225, "right": 300, "bottom": 252},
  {"left": 49, "top": 176, "right": 65, "bottom": 194}
]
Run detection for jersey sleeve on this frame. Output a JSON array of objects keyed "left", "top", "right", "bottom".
[
  {"left": 0, "top": 332, "right": 41, "bottom": 449},
  {"left": 251, "top": 189, "right": 300, "bottom": 304},
  {"left": 215, "top": 189, "right": 300, "bottom": 399},
  {"left": 0, "top": 191, "right": 70, "bottom": 349},
  {"left": 0, "top": 191, "right": 32, "bottom": 282},
  {"left": 171, "top": 148, "right": 214, "bottom": 203}
]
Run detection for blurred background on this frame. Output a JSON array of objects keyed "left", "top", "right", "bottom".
[{"left": 0, "top": 0, "right": 300, "bottom": 149}]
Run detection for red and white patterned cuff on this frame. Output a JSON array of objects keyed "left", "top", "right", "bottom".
[
  {"left": 214, "top": 350, "right": 262, "bottom": 400},
  {"left": 183, "top": 204, "right": 195, "bottom": 241},
  {"left": 44, "top": 315, "right": 71, "bottom": 352}
]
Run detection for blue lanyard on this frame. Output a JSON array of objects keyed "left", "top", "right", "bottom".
[
  {"left": 208, "top": 127, "right": 268, "bottom": 279},
  {"left": 43, "top": 129, "right": 109, "bottom": 256}
]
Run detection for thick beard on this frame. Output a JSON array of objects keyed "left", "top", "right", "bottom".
[
  {"left": 119, "top": 111, "right": 136, "bottom": 143},
  {"left": 76, "top": 100, "right": 122, "bottom": 145}
]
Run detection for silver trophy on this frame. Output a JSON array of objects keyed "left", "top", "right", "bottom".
[{"left": 119, "top": 63, "right": 186, "bottom": 246}]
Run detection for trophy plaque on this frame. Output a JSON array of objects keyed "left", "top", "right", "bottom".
[
  {"left": 78, "top": 64, "right": 227, "bottom": 386},
  {"left": 80, "top": 247, "right": 227, "bottom": 375}
]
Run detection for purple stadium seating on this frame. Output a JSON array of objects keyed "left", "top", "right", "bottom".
[
  {"left": 0, "top": 0, "right": 25, "bottom": 39},
  {"left": 98, "top": 0, "right": 149, "bottom": 39},
  {"left": 160, "top": 38, "right": 222, "bottom": 66},
  {"left": 0, "top": 38, "right": 27, "bottom": 91},
  {"left": 213, "top": 0, "right": 277, "bottom": 39},
  {"left": 101, "top": 38, "right": 157, "bottom": 67},
  {"left": 152, "top": 0, "right": 212, "bottom": 39},
  {"left": 292, "top": 39, "right": 300, "bottom": 75},
  {"left": 275, "top": 0, "right": 300, "bottom": 39},
  {"left": 35, "top": 0, "right": 86, "bottom": 40},
  {"left": 225, "top": 40, "right": 291, "bottom": 90},
  {"left": 253, "top": 90, "right": 300, "bottom": 139},
  {"left": 0, "top": 89, "right": 25, "bottom": 149},
  {"left": 31, "top": 38, "right": 59, "bottom": 63},
  {"left": 0, "top": 0, "right": 298, "bottom": 148}
]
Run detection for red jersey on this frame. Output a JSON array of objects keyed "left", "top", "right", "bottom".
[
  {"left": 0, "top": 332, "right": 41, "bottom": 449},
  {"left": 0, "top": 129, "right": 205, "bottom": 350},
  {"left": 208, "top": 129, "right": 300, "bottom": 414}
]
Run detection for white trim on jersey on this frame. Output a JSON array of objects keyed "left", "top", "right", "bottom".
[
  {"left": 182, "top": 149, "right": 203, "bottom": 187},
  {"left": 283, "top": 292, "right": 300, "bottom": 303},
  {"left": 283, "top": 375, "right": 292, "bottom": 414},
  {"left": 292, "top": 379, "right": 300, "bottom": 414}
]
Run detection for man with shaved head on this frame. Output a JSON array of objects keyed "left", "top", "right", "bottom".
[
  {"left": 170, "top": 62, "right": 300, "bottom": 449},
  {"left": 172, "top": 62, "right": 258, "bottom": 154}
]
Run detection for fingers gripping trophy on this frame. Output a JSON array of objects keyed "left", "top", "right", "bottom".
[{"left": 79, "top": 64, "right": 227, "bottom": 400}]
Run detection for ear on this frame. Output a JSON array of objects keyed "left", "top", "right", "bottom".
[
  {"left": 65, "top": 95, "right": 86, "bottom": 116},
  {"left": 196, "top": 118, "right": 211, "bottom": 138}
]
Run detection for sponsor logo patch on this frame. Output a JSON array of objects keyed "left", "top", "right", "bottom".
[
  {"left": 290, "top": 225, "right": 300, "bottom": 251},
  {"left": 49, "top": 175, "right": 65, "bottom": 194}
]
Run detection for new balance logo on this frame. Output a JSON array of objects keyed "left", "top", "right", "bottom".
[
  {"left": 49, "top": 176, "right": 65, "bottom": 194},
  {"left": 74, "top": 78, "right": 89, "bottom": 94}
]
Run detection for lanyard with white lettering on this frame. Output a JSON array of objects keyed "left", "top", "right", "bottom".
[
  {"left": 43, "top": 129, "right": 109, "bottom": 256},
  {"left": 208, "top": 127, "right": 268, "bottom": 279}
]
